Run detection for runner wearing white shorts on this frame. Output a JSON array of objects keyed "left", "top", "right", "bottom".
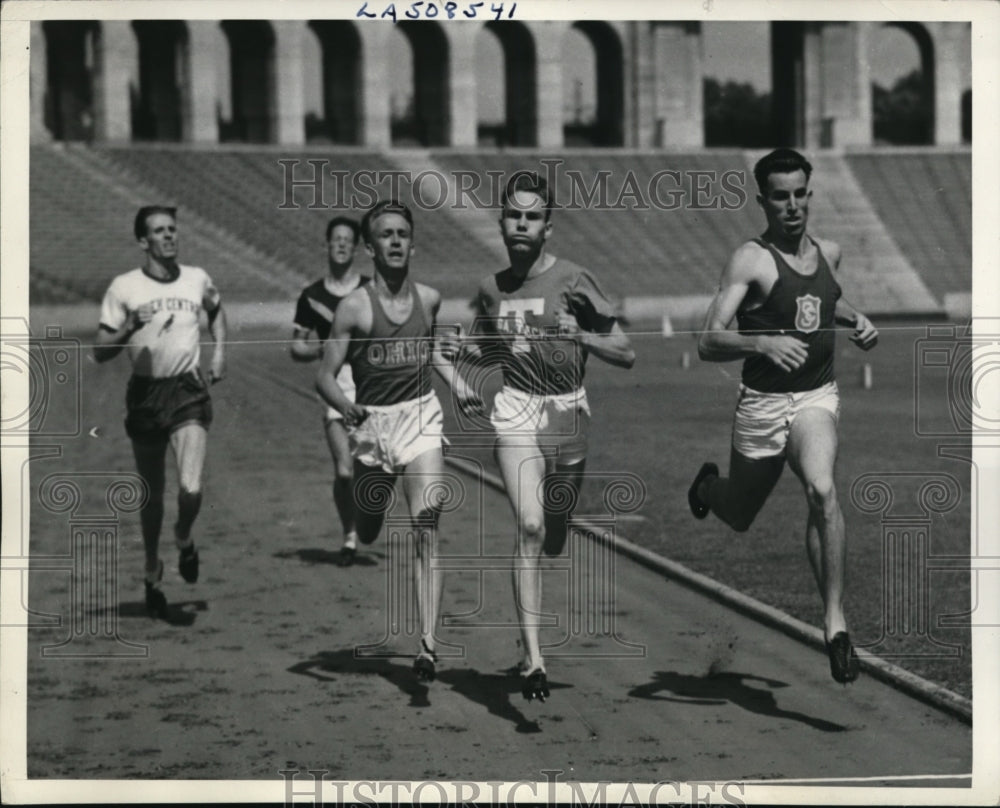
[
  {"left": 317, "top": 200, "right": 460, "bottom": 683},
  {"left": 349, "top": 390, "right": 444, "bottom": 474},
  {"left": 490, "top": 385, "right": 591, "bottom": 466},
  {"left": 454, "top": 172, "right": 635, "bottom": 701},
  {"left": 292, "top": 217, "right": 366, "bottom": 561},
  {"left": 687, "top": 148, "right": 878, "bottom": 685},
  {"left": 732, "top": 380, "right": 840, "bottom": 460}
]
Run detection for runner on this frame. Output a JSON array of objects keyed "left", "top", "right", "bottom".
[
  {"left": 316, "top": 200, "right": 461, "bottom": 681},
  {"left": 688, "top": 148, "right": 878, "bottom": 684},
  {"left": 291, "top": 216, "right": 366, "bottom": 564},
  {"left": 95, "top": 205, "right": 227, "bottom": 618},
  {"left": 457, "top": 171, "right": 635, "bottom": 701}
]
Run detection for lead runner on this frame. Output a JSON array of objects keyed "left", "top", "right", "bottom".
[{"left": 688, "top": 148, "right": 878, "bottom": 684}]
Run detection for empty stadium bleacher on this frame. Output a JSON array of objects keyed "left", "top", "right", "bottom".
[
  {"left": 29, "top": 144, "right": 970, "bottom": 314},
  {"left": 846, "top": 151, "right": 971, "bottom": 300}
]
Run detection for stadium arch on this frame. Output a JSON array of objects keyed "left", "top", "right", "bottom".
[
  {"left": 39, "top": 21, "right": 100, "bottom": 141},
  {"left": 29, "top": 20, "right": 970, "bottom": 149},
  {"left": 219, "top": 21, "right": 276, "bottom": 143},
  {"left": 307, "top": 21, "right": 362, "bottom": 144},
  {"left": 563, "top": 21, "right": 625, "bottom": 146},
  {"left": 390, "top": 22, "right": 450, "bottom": 146},
  {"left": 131, "top": 21, "right": 187, "bottom": 142},
  {"left": 477, "top": 21, "right": 537, "bottom": 147}
]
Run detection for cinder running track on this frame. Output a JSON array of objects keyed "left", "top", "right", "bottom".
[{"left": 24, "top": 339, "right": 970, "bottom": 784}]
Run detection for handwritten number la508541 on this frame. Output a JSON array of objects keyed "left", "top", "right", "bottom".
[{"left": 358, "top": 2, "right": 517, "bottom": 21}]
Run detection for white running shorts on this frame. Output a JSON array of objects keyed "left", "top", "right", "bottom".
[
  {"left": 490, "top": 385, "right": 591, "bottom": 465},
  {"left": 732, "top": 381, "right": 840, "bottom": 459},
  {"left": 349, "top": 391, "right": 443, "bottom": 472}
]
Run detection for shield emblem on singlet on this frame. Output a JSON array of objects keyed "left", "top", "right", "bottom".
[{"left": 795, "top": 294, "right": 821, "bottom": 333}]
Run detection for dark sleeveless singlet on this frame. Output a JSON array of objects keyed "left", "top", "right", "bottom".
[
  {"left": 737, "top": 237, "right": 842, "bottom": 394},
  {"left": 348, "top": 283, "right": 433, "bottom": 406}
]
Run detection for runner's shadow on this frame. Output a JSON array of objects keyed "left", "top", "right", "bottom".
[
  {"left": 628, "top": 670, "right": 847, "bottom": 733},
  {"left": 272, "top": 548, "right": 379, "bottom": 567},
  {"left": 288, "top": 649, "right": 430, "bottom": 708},
  {"left": 114, "top": 599, "right": 208, "bottom": 627},
  {"left": 436, "top": 667, "right": 571, "bottom": 734}
]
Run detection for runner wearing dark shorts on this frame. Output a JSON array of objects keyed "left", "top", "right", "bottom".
[
  {"left": 125, "top": 370, "right": 213, "bottom": 443},
  {"left": 95, "top": 206, "right": 227, "bottom": 618}
]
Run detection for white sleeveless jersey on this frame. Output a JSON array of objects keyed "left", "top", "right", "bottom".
[{"left": 99, "top": 264, "right": 221, "bottom": 378}]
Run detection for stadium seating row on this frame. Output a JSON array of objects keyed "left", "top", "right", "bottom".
[{"left": 28, "top": 145, "right": 971, "bottom": 307}]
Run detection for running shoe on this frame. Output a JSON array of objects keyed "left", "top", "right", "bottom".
[
  {"left": 178, "top": 544, "right": 199, "bottom": 583},
  {"left": 413, "top": 639, "right": 438, "bottom": 682},
  {"left": 826, "top": 631, "right": 860, "bottom": 684},
  {"left": 338, "top": 545, "right": 357, "bottom": 567},
  {"left": 688, "top": 462, "right": 718, "bottom": 519},
  {"left": 145, "top": 562, "right": 167, "bottom": 619},
  {"left": 521, "top": 667, "right": 549, "bottom": 702}
]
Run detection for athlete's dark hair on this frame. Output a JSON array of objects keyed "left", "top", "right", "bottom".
[
  {"left": 502, "top": 171, "right": 554, "bottom": 221},
  {"left": 361, "top": 200, "right": 413, "bottom": 245},
  {"left": 326, "top": 216, "right": 361, "bottom": 244},
  {"left": 753, "top": 149, "right": 813, "bottom": 195},
  {"left": 133, "top": 205, "right": 177, "bottom": 240}
]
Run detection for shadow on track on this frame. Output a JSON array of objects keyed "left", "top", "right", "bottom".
[
  {"left": 436, "top": 667, "right": 573, "bottom": 735},
  {"left": 272, "top": 548, "right": 380, "bottom": 567},
  {"left": 114, "top": 599, "right": 208, "bottom": 627},
  {"left": 288, "top": 650, "right": 571, "bottom": 733},
  {"left": 288, "top": 649, "right": 430, "bottom": 708},
  {"left": 628, "top": 670, "right": 847, "bottom": 732}
]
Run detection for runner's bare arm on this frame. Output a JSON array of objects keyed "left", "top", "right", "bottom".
[
  {"left": 835, "top": 298, "right": 878, "bottom": 351},
  {"left": 291, "top": 326, "right": 323, "bottom": 362},
  {"left": 821, "top": 238, "right": 878, "bottom": 350},
  {"left": 94, "top": 302, "right": 157, "bottom": 362},
  {"left": 698, "top": 242, "right": 809, "bottom": 372},
  {"left": 206, "top": 301, "right": 227, "bottom": 383},
  {"left": 424, "top": 288, "right": 484, "bottom": 415},
  {"left": 317, "top": 290, "right": 369, "bottom": 423},
  {"left": 556, "top": 311, "right": 635, "bottom": 369}
]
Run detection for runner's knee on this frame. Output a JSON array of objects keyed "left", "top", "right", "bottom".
[
  {"left": 178, "top": 483, "right": 202, "bottom": 499},
  {"left": 805, "top": 477, "right": 836, "bottom": 512},
  {"left": 519, "top": 515, "right": 545, "bottom": 543}
]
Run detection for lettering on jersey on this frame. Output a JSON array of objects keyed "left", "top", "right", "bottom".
[
  {"left": 795, "top": 294, "right": 821, "bottom": 333},
  {"left": 497, "top": 298, "right": 546, "bottom": 333},
  {"left": 366, "top": 339, "right": 431, "bottom": 366},
  {"left": 495, "top": 298, "right": 547, "bottom": 354},
  {"left": 145, "top": 298, "right": 202, "bottom": 316}
]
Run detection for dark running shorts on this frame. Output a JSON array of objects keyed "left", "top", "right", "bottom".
[{"left": 125, "top": 371, "right": 213, "bottom": 444}]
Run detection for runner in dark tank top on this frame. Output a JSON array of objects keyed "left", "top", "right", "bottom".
[{"left": 688, "top": 149, "right": 878, "bottom": 686}]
